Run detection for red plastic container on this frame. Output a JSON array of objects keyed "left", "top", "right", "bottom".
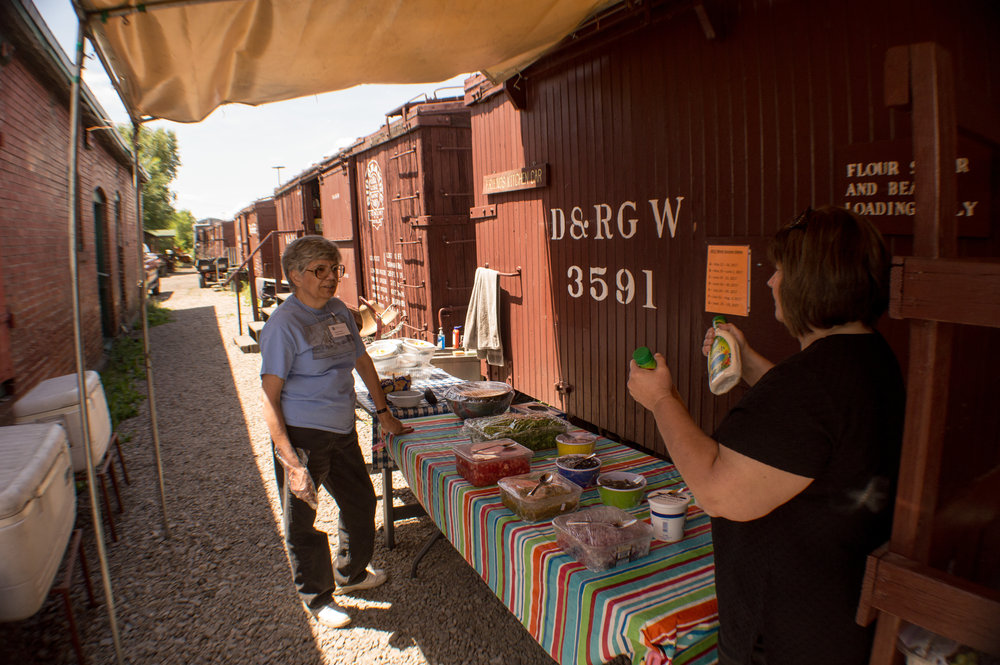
[{"left": 453, "top": 439, "right": 532, "bottom": 486}]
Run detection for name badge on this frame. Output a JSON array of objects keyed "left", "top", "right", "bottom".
[{"left": 329, "top": 322, "right": 351, "bottom": 338}]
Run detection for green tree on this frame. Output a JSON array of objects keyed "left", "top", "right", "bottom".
[
  {"left": 117, "top": 125, "right": 181, "bottom": 230},
  {"left": 170, "top": 209, "right": 196, "bottom": 253}
]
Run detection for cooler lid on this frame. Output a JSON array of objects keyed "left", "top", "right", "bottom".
[
  {"left": 12, "top": 371, "right": 102, "bottom": 417},
  {"left": 0, "top": 423, "right": 69, "bottom": 519}
]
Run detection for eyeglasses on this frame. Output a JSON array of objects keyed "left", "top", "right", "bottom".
[
  {"left": 789, "top": 207, "right": 814, "bottom": 229},
  {"left": 303, "top": 264, "right": 346, "bottom": 280}
]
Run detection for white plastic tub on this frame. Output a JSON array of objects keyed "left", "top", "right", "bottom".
[
  {"left": 13, "top": 371, "right": 112, "bottom": 472},
  {"left": 0, "top": 423, "right": 76, "bottom": 622}
]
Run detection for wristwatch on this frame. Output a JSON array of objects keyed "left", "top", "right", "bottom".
[{"left": 375, "top": 407, "right": 388, "bottom": 415}]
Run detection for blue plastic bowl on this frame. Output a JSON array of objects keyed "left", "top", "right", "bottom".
[{"left": 555, "top": 454, "right": 602, "bottom": 488}]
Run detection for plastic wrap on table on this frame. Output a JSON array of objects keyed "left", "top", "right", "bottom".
[
  {"left": 896, "top": 623, "right": 999, "bottom": 665},
  {"left": 498, "top": 471, "right": 581, "bottom": 522},
  {"left": 453, "top": 439, "right": 532, "bottom": 486},
  {"left": 553, "top": 506, "right": 653, "bottom": 571},
  {"left": 463, "top": 412, "right": 569, "bottom": 451}
]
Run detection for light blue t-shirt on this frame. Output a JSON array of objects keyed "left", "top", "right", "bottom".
[{"left": 259, "top": 294, "right": 365, "bottom": 433}]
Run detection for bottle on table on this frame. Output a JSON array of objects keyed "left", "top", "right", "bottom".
[
  {"left": 707, "top": 315, "right": 742, "bottom": 395},
  {"left": 437, "top": 327, "right": 446, "bottom": 350},
  {"left": 452, "top": 326, "right": 462, "bottom": 348}
]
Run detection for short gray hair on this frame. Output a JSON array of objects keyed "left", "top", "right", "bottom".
[{"left": 281, "top": 236, "right": 341, "bottom": 290}]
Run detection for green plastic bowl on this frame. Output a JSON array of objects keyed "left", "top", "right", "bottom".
[{"left": 596, "top": 471, "right": 647, "bottom": 509}]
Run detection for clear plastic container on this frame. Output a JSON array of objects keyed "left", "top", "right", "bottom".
[
  {"left": 400, "top": 338, "right": 437, "bottom": 366},
  {"left": 443, "top": 381, "right": 515, "bottom": 419},
  {"left": 453, "top": 439, "right": 532, "bottom": 487},
  {"left": 553, "top": 506, "right": 653, "bottom": 571},
  {"left": 367, "top": 340, "right": 402, "bottom": 376},
  {"left": 498, "top": 471, "right": 582, "bottom": 522},
  {"left": 463, "top": 413, "right": 569, "bottom": 452}
]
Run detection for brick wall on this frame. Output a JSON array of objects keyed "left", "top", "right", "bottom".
[{"left": 0, "top": 53, "right": 140, "bottom": 424}]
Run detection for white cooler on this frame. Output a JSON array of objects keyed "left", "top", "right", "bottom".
[
  {"left": 13, "top": 371, "right": 112, "bottom": 473},
  {"left": 0, "top": 423, "right": 76, "bottom": 622}
]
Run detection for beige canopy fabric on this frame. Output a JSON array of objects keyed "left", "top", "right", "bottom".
[{"left": 78, "top": 0, "right": 617, "bottom": 123}]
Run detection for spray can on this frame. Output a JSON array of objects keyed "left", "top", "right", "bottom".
[
  {"left": 452, "top": 326, "right": 462, "bottom": 348},
  {"left": 707, "top": 315, "right": 742, "bottom": 395},
  {"left": 437, "top": 327, "right": 446, "bottom": 350},
  {"left": 633, "top": 347, "right": 657, "bottom": 369}
]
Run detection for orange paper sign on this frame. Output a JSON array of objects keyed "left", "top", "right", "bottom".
[{"left": 705, "top": 245, "right": 750, "bottom": 316}]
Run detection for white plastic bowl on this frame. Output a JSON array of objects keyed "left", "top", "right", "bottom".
[{"left": 386, "top": 389, "right": 424, "bottom": 408}]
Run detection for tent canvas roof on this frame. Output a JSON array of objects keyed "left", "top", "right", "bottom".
[{"left": 77, "top": 0, "right": 618, "bottom": 123}]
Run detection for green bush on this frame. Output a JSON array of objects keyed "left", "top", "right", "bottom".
[
  {"left": 103, "top": 302, "right": 171, "bottom": 430},
  {"left": 102, "top": 336, "right": 147, "bottom": 430}
]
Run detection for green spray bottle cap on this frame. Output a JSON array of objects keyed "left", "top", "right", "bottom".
[
  {"left": 633, "top": 346, "right": 657, "bottom": 369},
  {"left": 712, "top": 315, "right": 728, "bottom": 328}
]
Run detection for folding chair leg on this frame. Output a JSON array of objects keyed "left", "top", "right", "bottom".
[
  {"left": 76, "top": 534, "right": 96, "bottom": 607},
  {"left": 97, "top": 472, "right": 118, "bottom": 542},
  {"left": 111, "top": 432, "right": 130, "bottom": 485},
  {"left": 106, "top": 461, "right": 124, "bottom": 514},
  {"left": 51, "top": 530, "right": 89, "bottom": 665}
]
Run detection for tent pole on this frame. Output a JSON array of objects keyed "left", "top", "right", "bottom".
[
  {"left": 68, "top": 18, "right": 125, "bottom": 665},
  {"left": 132, "top": 119, "right": 172, "bottom": 539}
]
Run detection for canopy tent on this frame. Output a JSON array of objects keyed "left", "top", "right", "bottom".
[
  {"left": 55, "top": 1, "right": 621, "bottom": 663},
  {"left": 77, "top": 0, "right": 618, "bottom": 123}
]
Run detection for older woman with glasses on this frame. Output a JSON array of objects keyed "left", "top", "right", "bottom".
[
  {"left": 628, "top": 206, "right": 904, "bottom": 665},
  {"left": 260, "top": 235, "right": 411, "bottom": 629}
]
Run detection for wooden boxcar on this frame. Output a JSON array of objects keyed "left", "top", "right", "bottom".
[
  {"left": 318, "top": 147, "right": 364, "bottom": 310},
  {"left": 464, "top": 1, "right": 1000, "bottom": 643},
  {"left": 464, "top": 0, "right": 998, "bottom": 457},
  {"left": 235, "top": 197, "right": 279, "bottom": 281},
  {"left": 350, "top": 98, "right": 478, "bottom": 341},
  {"left": 274, "top": 165, "right": 322, "bottom": 271}
]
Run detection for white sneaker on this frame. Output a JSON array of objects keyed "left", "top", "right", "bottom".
[
  {"left": 307, "top": 601, "right": 351, "bottom": 628},
  {"left": 333, "top": 566, "right": 388, "bottom": 595}
]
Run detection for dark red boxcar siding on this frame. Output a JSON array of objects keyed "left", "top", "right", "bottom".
[
  {"left": 467, "top": 0, "right": 1000, "bottom": 459},
  {"left": 319, "top": 154, "right": 363, "bottom": 309},
  {"left": 352, "top": 102, "right": 477, "bottom": 342}
]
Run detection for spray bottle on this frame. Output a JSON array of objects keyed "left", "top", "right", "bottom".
[{"left": 707, "top": 315, "right": 742, "bottom": 395}]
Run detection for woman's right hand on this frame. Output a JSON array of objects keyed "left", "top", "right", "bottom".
[
  {"left": 702, "top": 322, "right": 747, "bottom": 357},
  {"left": 287, "top": 465, "right": 319, "bottom": 510}
]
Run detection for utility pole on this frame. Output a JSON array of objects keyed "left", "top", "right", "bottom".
[{"left": 272, "top": 165, "right": 284, "bottom": 189}]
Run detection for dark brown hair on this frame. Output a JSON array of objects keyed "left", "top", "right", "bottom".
[{"left": 767, "top": 206, "right": 890, "bottom": 337}]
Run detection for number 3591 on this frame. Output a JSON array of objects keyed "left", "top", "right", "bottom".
[{"left": 566, "top": 266, "right": 656, "bottom": 309}]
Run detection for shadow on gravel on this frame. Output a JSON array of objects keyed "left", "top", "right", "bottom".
[{"left": 0, "top": 303, "right": 327, "bottom": 665}]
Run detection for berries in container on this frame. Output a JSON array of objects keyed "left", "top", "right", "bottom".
[
  {"left": 498, "top": 471, "right": 582, "bottom": 523},
  {"left": 555, "top": 453, "right": 602, "bottom": 488},
  {"left": 553, "top": 506, "right": 653, "bottom": 571},
  {"left": 453, "top": 439, "right": 532, "bottom": 487}
]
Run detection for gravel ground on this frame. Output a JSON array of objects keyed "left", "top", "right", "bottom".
[{"left": 0, "top": 268, "right": 561, "bottom": 665}]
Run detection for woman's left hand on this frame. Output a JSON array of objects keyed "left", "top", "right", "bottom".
[
  {"left": 378, "top": 411, "right": 414, "bottom": 436},
  {"left": 627, "top": 353, "right": 676, "bottom": 412}
]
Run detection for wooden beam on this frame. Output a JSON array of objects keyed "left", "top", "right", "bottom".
[
  {"left": 890, "top": 257, "right": 1000, "bottom": 327},
  {"left": 860, "top": 550, "right": 1000, "bottom": 655},
  {"left": 910, "top": 42, "right": 958, "bottom": 260}
]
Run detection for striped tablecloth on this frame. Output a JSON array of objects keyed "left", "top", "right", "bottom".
[
  {"left": 386, "top": 413, "right": 719, "bottom": 665},
  {"left": 354, "top": 369, "right": 466, "bottom": 470}
]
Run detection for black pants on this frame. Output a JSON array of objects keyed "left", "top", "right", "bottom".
[
  {"left": 718, "top": 635, "right": 767, "bottom": 665},
  {"left": 274, "top": 425, "right": 376, "bottom": 609}
]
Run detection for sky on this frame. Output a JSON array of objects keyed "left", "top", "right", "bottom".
[{"left": 33, "top": 0, "right": 469, "bottom": 222}]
